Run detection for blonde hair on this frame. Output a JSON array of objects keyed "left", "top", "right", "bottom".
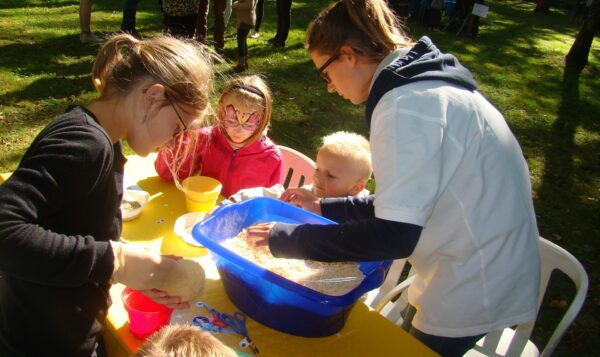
[
  {"left": 319, "top": 131, "right": 372, "bottom": 182},
  {"left": 97, "top": 34, "right": 216, "bottom": 190},
  {"left": 134, "top": 324, "right": 238, "bottom": 357},
  {"left": 92, "top": 34, "right": 213, "bottom": 119},
  {"left": 305, "top": 0, "right": 412, "bottom": 61},
  {"left": 216, "top": 75, "right": 273, "bottom": 146}
]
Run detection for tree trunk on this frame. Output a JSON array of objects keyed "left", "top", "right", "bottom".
[{"left": 565, "top": 0, "right": 600, "bottom": 73}]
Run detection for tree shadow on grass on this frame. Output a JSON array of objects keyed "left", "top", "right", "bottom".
[
  {"left": 0, "top": 75, "right": 91, "bottom": 104},
  {"left": 0, "top": 0, "right": 79, "bottom": 10},
  {"left": 529, "top": 66, "right": 600, "bottom": 353},
  {"left": 0, "top": 34, "right": 97, "bottom": 104},
  {"left": 0, "top": 33, "right": 97, "bottom": 76}
]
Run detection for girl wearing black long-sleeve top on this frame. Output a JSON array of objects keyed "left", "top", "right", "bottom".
[{"left": 0, "top": 34, "right": 213, "bottom": 356}]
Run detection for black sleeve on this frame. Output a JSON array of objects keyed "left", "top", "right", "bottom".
[
  {"left": 320, "top": 195, "right": 375, "bottom": 223},
  {"left": 269, "top": 217, "right": 422, "bottom": 262},
  {"left": 0, "top": 118, "right": 115, "bottom": 286}
]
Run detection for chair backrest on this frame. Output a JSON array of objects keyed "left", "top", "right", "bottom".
[
  {"left": 277, "top": 145, "right": 316, "bottom": 189},
  {"left": 365, "top": 258, "right": 410, "bottom": 308},
  {"left": 375, "top": 238, "right": 588, "bottom": 357},
  {"left": 471, "top": 237, "right": 589, "bottom": 357}
]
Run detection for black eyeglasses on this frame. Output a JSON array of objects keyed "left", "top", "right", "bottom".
[
  {"left": 316, "top": 53, "right": 340, "bottom": 84},
  {"left": 165, "top": 93, "right": 188, "bottom": 138}
]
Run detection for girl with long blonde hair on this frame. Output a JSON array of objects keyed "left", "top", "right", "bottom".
[{"left": 0, "top": 34, "right": 214, "bottom": 356}]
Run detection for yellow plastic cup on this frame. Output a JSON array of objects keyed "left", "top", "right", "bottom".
[{"left": 182, "top": 176, "right": 222, "bottom": 212}]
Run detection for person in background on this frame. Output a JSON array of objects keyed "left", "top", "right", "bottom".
[
  {"left": 213, "top": 0, "right": 228, "bottom": 55},
  {"left": 155, "top": 75, "right": 283, "bottom": 198},
  {"left": 268, "top": 0, "right": 291, "bottom": 48},
  {"left": 250, "top": 0, "right": 265, "bottom": 38},
  {"left": 0, "top": 34, "right": 214, "bottom": 356},
  {"left": 120, "top": 0, "right": 142, "bottom": 38},
  {"left": 79, "top": 0, "right": 98, "bottom": 43},
  {"left": 224, "top": 0, "right": 234, "bottom": 28},
  {"left": 244, "top": 1, "right": 541, "bottom": 356},
  {"left": 232, "top": 0, "right": 258, "bottom": 72},
  {"left": 196, "top": 0, "right": 210, "bottom": 44},
  {"left": 162, "top": 0, "right": 201, "bottom": 38},
  {"left": 135, "top": 324, "right": 238, "bottom": 357},
  {"left": 229, "top": 131, "right": 372, "bottom": 204}
]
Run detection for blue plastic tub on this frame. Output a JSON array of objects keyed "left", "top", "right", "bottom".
[{"left": 192, "top": 197, "right": 391, "bottom": 337}]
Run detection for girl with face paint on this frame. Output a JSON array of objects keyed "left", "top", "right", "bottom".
[{"left": 155, "top": 75, "right": 283, "bottom": 197}]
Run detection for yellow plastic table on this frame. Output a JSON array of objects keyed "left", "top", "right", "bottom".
[{"left": 103, "top": 154, "right": 438, "bottom": 357}]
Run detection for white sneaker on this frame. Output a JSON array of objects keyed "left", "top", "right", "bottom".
[{"left": 250, "top": 31, "right": 260, "bottom": 39}]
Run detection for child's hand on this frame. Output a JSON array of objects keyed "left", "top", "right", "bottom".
[
  {"left": 140, "top": 288, "right": 190, "bottom": 309},
  {"left": 245, "top": 222, "right": 276, "bottom": 249},
  {"left": 110, "top": 242, "right": 177, "bottom": 289},
  {"left": 280, "top": 188, "right": 321, "bottom": 215}
]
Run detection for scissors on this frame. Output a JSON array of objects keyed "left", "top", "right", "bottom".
[
  {"left": 191, "top": 316, "right": 235, "bottom": 335},
  {"left": 220, "top": 311, "right": 260, "bottom": 354},
  {"left": 196, "top": 302, "right": 229, "bottom": 328}
]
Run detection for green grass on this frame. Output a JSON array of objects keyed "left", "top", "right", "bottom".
[{"left": 1, "top": 0, "right": 598, "bottom": 355}]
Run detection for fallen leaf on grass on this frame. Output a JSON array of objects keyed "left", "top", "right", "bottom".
[{"left": 549, "top": 299, "right": 568, "bottom": 309}]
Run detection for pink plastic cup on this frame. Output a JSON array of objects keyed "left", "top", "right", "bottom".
[{"left": 122, "top": 288, "right": 174, "bottom": 340}]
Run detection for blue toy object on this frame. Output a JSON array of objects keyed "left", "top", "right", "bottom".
[
  {"left": 192, "top": 197, "right": 392, "bottom": 337},
  {"left": 220, "top": 311, "right": 259, "bottom": 354}
]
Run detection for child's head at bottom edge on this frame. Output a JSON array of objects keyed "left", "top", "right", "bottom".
[
  {"left": 134, "top": 324, "right": 239, "bottom": 357},
  {"left": 313, "top": 131, "right": 372, "bottom": 198}
]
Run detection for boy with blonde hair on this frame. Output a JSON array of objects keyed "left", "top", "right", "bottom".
[
  {"left": 228, "top": 131, "right": 372, "bottom": 202},
  {"left": 311, "top": 131, "right": 372, "bottom": 198},
  {"left": 135, "top": 324, "right": 238, "bottom": 357}
]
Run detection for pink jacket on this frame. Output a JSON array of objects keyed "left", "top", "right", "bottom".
[{"left": 155, "top": 126, "right": 283, "bottom": 197}]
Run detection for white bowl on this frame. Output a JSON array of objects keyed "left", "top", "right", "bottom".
[
  {"left": 174, "top": 212, "right": 207, "bottom": 247},
  {"left": 121, "top": 189, "right": 150, "bottom": 221}
]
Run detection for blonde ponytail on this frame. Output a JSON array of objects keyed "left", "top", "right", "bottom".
[
  {"left": 92, "top": 34, "right": 142, "bottom": 96},
  {"left": 91, "top": 34, "right": 214, "bottom": 120}
]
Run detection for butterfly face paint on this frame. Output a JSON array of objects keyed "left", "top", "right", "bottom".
[{"left": 222, "top": 105, "right": 261, "bottom": 132}]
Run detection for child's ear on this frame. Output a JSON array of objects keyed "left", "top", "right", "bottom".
[
  {"left": 143, "top": 84, "right": 165, "bottom": 107},
  {"left": 347, "top": 180, "right": 365, "bottom": 196}
]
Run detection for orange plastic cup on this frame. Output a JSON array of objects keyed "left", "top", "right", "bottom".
[
  {"left": 122, "top": 288, "right": 174, "bottom": 340},
  {"left": 182, "top": 176, "right": 222, "bottom": 212}
]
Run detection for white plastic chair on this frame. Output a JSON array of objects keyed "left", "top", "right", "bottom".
[
  {"left": 364, "top": 258, "right": 411, "bottom": 309},
  {"left": 277, "top": 145, "right": 316, "bottom": 189},
  {"left": 375, "top": 237, "right": 588, "bottom": 357}
]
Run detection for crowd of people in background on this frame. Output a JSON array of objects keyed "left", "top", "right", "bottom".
[
  {"left": 77, "top": 0, "right": 292, "bottom": 72},
  {"left": 77, "top": 0, "right": 495, "bottom": 73}
]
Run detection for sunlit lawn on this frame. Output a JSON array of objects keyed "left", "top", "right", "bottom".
[{"left": 0, "top": 0, "right": 598, "bottom": 355}]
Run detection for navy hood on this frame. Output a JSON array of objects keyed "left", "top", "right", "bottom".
[{"left": 365, "top": 36, "right": 478, "bottom": 127}]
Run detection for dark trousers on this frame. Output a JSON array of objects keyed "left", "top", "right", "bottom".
[
  {"left": 196, "top": 0, "right": 210, "bottom": 41},
  {"left": 274, "top": 0, "right": 291, "bottom": 43},
  {"left": 255, "top": 0, "right": 265, "bottom": 32},
  {"left": 402, "top": 305, "right": 485, "bottom": 357},
  {"left": 237, "top": 23, "right": 251, "bottom": 58},
  {"left": 164, "top": 14, "right": 197, "bottom": 38},
  {"left": 213, "top": 0, "right": 226, "bottom": 52},
  {"left": 120, "top": 0, "right": 141, "bottom": 32}
]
